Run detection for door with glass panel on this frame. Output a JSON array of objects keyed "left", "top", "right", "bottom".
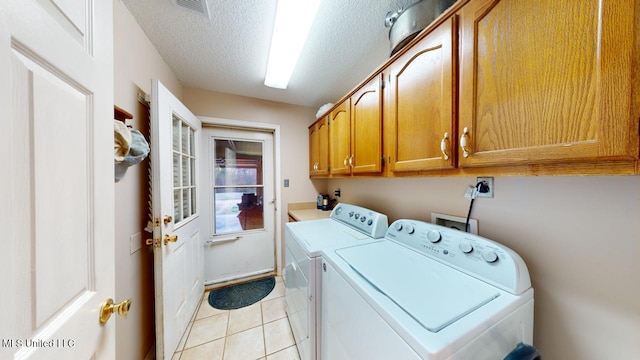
[
  {"left": 151, "top": 80, "right": 203, "bottom": 360},
  {"left": 203, "top": 127, "right": 275, "bottom": 284}
]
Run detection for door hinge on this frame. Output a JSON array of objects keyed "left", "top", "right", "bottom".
[
  {"left": 381, "top": 156, "right": 385, "bottom": 166},
  {"left": 154, "top": 217, "right": 161, "bottom": 227},
  {"left": 381, "top": 78, "right": 385, "bottom": 89},
  {"left": 145, "top": 238, "right": 161, "bottom": 248}
]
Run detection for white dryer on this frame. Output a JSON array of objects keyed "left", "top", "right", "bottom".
[
  {"left": 284, "top": 203, "right": 388, "bottom": 360},
  {"left": 321, "top": 219, "right": 534, "bottom": 360}
]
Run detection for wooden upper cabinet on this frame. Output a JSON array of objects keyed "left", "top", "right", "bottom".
[
  {"left": 351, "top": 74, "right": 384, "bottom": 174},
  {"left": 458, "top": 0, "right": 639, "bottom": 167},
  {"left": 329, "top": 100, "right": 352, "bottom": 175},
  {"left": 386, "top": 17, "right": 456, "bottom": 173},
  {"left": 309, "top": 117, "right": 329, "bottom": 176}
]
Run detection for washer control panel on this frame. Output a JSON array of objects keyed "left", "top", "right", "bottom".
[
  {"left": 385, "top": 219, "right": 531, "bottom": 295},
  {"left": 330, "top": 203, "right": 389, "bottom": 239}
]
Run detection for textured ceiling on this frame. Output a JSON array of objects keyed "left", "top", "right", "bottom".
[{"left": 122, "top": 0, "right": 418, "bottom": 111}]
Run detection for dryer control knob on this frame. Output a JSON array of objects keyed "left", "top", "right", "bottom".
[
  {"left": 482, "top": 250, "right": 498, "bottom": 263},
  {"left": 427, "top": 230, "right": 441, "bottom": 243},
  {"left": 394, "top": 222, "right": 403, "bottom": 231},
  {"left": 459, "top": 242, "right": 473, "bottom": 253},
  {"left": 405, "top": 225, "right": 415, "bottom": 234}
]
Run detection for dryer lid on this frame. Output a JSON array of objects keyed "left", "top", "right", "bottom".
[{"left": 336, "top": 241, "right": 500, "bottom": 332}]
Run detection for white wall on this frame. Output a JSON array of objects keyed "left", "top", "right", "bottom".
[
  {"left": 326, "top": 175, "right": 640, "bottom": 359},
  {"left": 113, "top": 1, "right": 184, "bottom": 358}
]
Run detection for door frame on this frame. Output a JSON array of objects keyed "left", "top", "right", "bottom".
[{"left": 199, "top": 117, "right": 283, "bottom": 275}]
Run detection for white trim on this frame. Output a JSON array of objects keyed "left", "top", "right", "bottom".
[
  {"left": 204, "top": 268, "right": 275, "bottom": 286},
  {"left": 198, "top": 116, "right": 283, "bottom": 275}
]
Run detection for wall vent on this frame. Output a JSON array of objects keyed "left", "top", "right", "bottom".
[{"left": 172, "top": 0, "right": 211, "bottom": 18}]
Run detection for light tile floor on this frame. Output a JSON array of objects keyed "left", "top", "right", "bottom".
[{"left": 172, "top": 276, "right": 300, "bottom": 360}]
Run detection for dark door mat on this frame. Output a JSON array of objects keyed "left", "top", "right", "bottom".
[{"left": 208, "top": 276, "right": 276, "bottom": 310}]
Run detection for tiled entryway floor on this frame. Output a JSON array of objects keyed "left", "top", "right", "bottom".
[{"left": 172, "top": 276, "right": 300, "bottom": 360}]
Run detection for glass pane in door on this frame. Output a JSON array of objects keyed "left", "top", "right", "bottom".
[
  {"left": 213, "top": 139, "right": 264, "bottom": 234},
  {"left": 172, "top": 114, "right": 196, "bottom": 224}
]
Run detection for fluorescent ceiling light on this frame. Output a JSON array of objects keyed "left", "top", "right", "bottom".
[{"left": 264, "top": 0, "right": 322, "bottom": 89}]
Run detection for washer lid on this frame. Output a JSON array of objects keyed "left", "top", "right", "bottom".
[
  {"left": 336, "top": 241, "right": 500, "bottom": 332},
  {"left": 287, "top": 219, "right": 372, "bottom": 257}
]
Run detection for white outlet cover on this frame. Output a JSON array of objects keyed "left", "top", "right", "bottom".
[{"left": 431, "top": 212, "right": 478, "bottom": 235}]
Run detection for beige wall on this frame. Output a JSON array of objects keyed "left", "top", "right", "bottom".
[
  {"left": 182, "top": 87, "right": 322, "bottom": 271},
  {"left": 113, "top": 0, "right": 184, "bottom": 358},
  {"left": 326, "top": 175, "right": 640, "bottom": 359}
]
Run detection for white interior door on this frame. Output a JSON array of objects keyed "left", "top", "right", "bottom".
[
  {"left": 202, "top": 127, "right": 276, "bottom": 284},
  {"left": 0, "top": 0, "right": 115, "bottom": 359},
  {"left": 151, "top": 80, "right": 203, "bottom": 360}
]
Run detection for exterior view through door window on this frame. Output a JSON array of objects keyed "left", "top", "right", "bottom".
[{"left": 214, "top": 139, "right": 264, "bottom": 233}]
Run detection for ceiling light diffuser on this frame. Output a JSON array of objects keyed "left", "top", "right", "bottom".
[{"left": 264, "top": 0, "right": 322, "bottom": 89}]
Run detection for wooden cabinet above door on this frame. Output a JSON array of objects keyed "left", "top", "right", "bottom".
[{"left": 457, "top": 0, "right": 639, "bottom": 167}]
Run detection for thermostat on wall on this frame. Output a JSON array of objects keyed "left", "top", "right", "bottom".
[{"left": 431, "top": 212, "right": 478, "bottom": 235}]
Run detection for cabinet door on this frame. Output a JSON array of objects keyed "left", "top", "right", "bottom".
[
  {"left": 316, "top": 117, "right": 329, "bottom": 174},
  {"left": 458, "top": 0, "right": 638, "bottom": 167},
  {"left": 309, "top": 117, "right": 329, "bottom": 176},
  {"left": 309, "top": 123, "right": 319, "bottom": 175},
  {"left": 329, "top": 100, "right": 352, "bottom": 175},
  {"left": 351, "top": 75, "right": 384, "bottom": 174},
  {"left": 386, "top": 17, "right": 456, "bottom": 172}
]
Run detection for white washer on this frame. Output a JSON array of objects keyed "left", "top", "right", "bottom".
[
  {"left": 284, "top": 203, "right": 389, "bottom": 360},
  {"left": 321, "top": 219, "right": 534, "bottom": 360}
]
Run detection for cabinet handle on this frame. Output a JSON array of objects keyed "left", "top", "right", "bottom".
[
  {"left": 343, "top": 156, "right": 349, "bottom": 167},
  {"left": 440, "top": 132, "right": 450, "bottom": 160},
  {"left": 460, "top": 127, "right": 471, "bottom": 158},
  {"left": 349, "top": 155, "right": 353, "bottom": 167},
  {"left": 315, "top": 162, "right": 318, "bottom": 170}
]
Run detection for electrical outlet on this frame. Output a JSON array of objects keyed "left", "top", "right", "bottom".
[{"left": 476, "top": 177, "right": 494, "bottom": 198}]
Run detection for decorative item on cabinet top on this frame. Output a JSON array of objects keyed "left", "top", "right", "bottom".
[{"left": 114, "top": 105, "right": 150, "bottom": 182}]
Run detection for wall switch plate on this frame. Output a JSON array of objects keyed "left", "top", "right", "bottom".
[
  {"left": 130, "top": 232, "right": 142, "bottom": 255},
  {"left": 431, "top": 212, "right": 478, "bottom": 234},
  {"left": 284, "top": 179, "right": 289, "bottom": 187},
  {"left": 476, "top": 177, "right": 494, "bottom": 198}
]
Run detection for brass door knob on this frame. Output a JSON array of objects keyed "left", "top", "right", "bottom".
[
  {"left": 163, "top": 234, "right": 178, "bottom": 245},
  {"left": 163, "top": 215, "right": 173, "bottom": 225},
  {"left": 99, "top": 298, "right": 131, "bottom": 324}
]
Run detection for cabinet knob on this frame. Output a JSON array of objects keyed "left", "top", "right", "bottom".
[
  {"left": 441, "top": 132, "right": 450, "bottom": 160},
  {"left": 460, "top": 127, "right": 471, "bottom": 158}
]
